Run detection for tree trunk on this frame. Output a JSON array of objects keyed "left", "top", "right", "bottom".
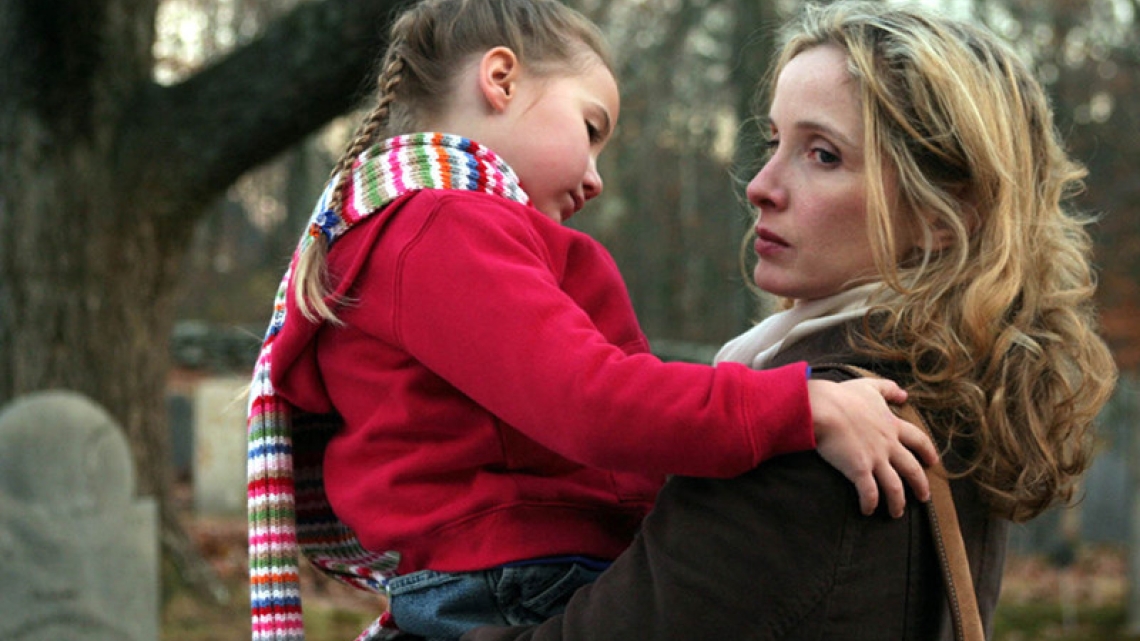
[
  {"left": 0, "top": 0, "right": 175, "bottom": 497},
  {"left": 0, "top": 0, "right": 403, "bottom": 600}
]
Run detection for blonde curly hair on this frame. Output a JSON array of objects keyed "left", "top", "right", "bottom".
[{"left": 768, "top": 1, "right": 1117, "bottom": 521}]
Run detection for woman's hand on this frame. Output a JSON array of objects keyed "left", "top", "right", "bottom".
[{"left": 807, "top": 378, "right": 938, "bottom": 517}]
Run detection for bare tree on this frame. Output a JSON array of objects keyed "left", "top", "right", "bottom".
[{"left": 0, "top": 0, "right": 402, "bottom": 595}]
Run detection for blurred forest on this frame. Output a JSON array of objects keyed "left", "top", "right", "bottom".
[
  {"left": 2, "top": 0, "right": 1138, "bottom": 608},
  {"left": 169, "top": 0, "right": 1140, "bottom": 358}
]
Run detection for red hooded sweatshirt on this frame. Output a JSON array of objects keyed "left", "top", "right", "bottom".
[{"left": 271, "top": 189, "right": 812, "bottom": 574}]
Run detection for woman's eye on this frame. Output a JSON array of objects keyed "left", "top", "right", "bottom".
[
  {"left": 812, "top": 147, "right": 840, "bottom": 165},
  {"left": 761, "top": 137, "right": 779, "bottom": 158}
]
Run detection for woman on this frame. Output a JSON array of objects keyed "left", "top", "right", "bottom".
[{"left": 461, "top": 2, "right": 1117, "bottom": 639}]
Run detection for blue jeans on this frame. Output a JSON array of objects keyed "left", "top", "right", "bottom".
[{"left": 386, "top": 562, "right": 604, "bottom": 641}]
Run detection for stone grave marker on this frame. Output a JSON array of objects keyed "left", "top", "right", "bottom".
[
  {"left": 167, "top": 392, "right": 194, "bottom": 480},
  {"left": 193, "top": 376, "right": 249, "bottom": 514},
  {"left": 0, "top": 391, "right": 158, "bottom": 641}
]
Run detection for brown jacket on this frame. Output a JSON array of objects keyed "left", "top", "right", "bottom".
[{"left": 463, "top": 323, "right": 1008, "bottom": 640}]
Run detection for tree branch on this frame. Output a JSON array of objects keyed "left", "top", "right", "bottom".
[{"left": 123, "top": 0, "right": 402, "bottom": 228}]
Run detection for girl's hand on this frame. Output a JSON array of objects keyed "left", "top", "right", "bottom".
[{"left": 807, "top": 378, "right": 938, "bottom": 517}]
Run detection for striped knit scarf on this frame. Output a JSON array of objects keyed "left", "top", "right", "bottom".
[{"left": 247, "top": 132, "right": 529, "bottom": 641}]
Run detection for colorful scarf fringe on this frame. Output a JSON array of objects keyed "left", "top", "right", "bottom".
[{"left": 247, "top": 133, "right": 529, "bottom": 641}]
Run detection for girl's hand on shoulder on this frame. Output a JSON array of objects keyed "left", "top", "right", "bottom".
[{"left": 807, "top": 378, "right": 938, "bottom": 517}]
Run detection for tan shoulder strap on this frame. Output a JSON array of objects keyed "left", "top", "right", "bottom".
[
  {"left": 823, "top": 364, "right": 984, "bottom": 641},
  {"left": 894, "top": 402, "right": 985, "bottom": 641}
]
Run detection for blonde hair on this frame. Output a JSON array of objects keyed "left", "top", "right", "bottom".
[
  {"left": 768, "top": 1, "right": 1117, "bottom": 521},
  {"left": 294, "top": 0, "right": 612, "bottom": 322}
]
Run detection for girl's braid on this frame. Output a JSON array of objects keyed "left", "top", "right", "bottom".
[
  {"left": 293, "top": 45, "right": 406, "bottom": 323},
  {"left": 327, "top": 44, "right": 407, "bottom": 217}
]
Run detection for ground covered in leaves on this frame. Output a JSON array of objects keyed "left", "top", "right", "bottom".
[
  {"left": 163, "top": 489, "right": 380, "bottom": 641},
  {"left": 164, "top": 502, "right": 1140, "bottom": 641}
]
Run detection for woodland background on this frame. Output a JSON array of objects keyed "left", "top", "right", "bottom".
[{"left": 3, "top": 0, "right": 1140, "bottom": 638}]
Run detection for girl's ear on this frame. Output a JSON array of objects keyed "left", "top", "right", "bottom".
[{"left": 479, "top": 46, "right": 521, "bottom": 112}]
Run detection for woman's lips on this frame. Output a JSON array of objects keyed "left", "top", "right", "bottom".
[{"left": 755, "top": 228, "right": 790, "bottom": 256}]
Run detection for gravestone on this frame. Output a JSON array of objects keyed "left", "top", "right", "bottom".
[
  {"left": 0, "top": 391, "right": 158, "bottom": 641},
  {"left": 193, "top": 376, "right": 248, "bottom": 514},
  {"left": 168, "top": 392, "right": 194, "bottom": 480}
]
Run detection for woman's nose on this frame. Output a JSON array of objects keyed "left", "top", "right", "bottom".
[{"left": 746, "top": 160, "right": 785, "bottom": 212}]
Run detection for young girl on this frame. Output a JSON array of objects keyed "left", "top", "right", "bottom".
[{"left": 247, "top": 1, "right": 936, "bottom": 640}]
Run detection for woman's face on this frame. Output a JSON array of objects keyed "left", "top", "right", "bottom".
[{"left": 747, "top": 45, "right": 893, "bottom": 302}]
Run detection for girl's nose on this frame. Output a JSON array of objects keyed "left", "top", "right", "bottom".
[{"left": 583, "top": 157, "right": 604, "bottom": 201}]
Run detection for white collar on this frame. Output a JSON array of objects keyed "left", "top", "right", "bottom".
[{"left": 714, "top": 283, "right": 882, "bottom": 369}]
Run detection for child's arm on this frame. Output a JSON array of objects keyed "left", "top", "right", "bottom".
[
  {"left": 807, "top": 378, "right": 938, "bottom": 518},
  {"left": 359, "top": 197, "right": 917, "bottom": 488}
]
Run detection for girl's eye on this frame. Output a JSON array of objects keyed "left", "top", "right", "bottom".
[{"left": 586, "top": 121, "right": 602, "bottom": 143}]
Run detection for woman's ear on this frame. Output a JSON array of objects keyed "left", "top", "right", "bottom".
[
  {"left": 918, "top": 208, "right": 983, "bottom": 253},
  {"left": 479, "top": 46, "right": 521, "bottom": 112},
  {"left": 898, "top": 211, "right": 954, "bottom": 256},
  {"left": 926, "top": 219, "right": 956, "bottom": 252},
  {"left": 924, "top": 186, "right": 981, "bottom": 252}
]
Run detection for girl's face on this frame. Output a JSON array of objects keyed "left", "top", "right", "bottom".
[
  {"left": 491, "top": 56, "right": 620, "bottom": 223},
  {"left": 747, "top": 45, "right": 895, "bottom": 301}
]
